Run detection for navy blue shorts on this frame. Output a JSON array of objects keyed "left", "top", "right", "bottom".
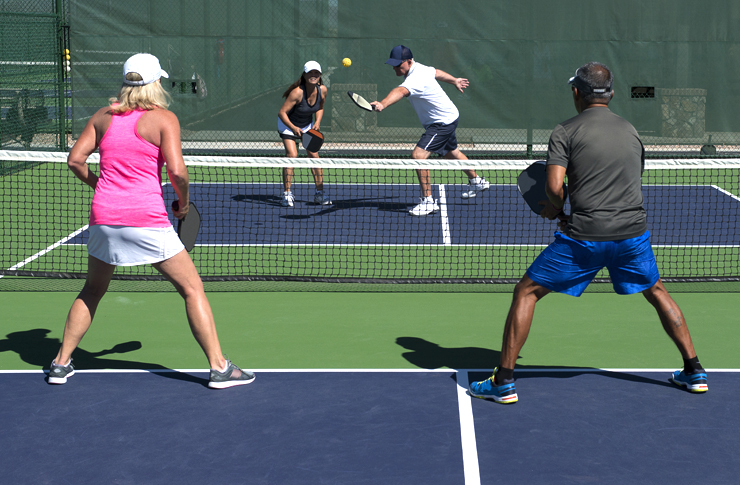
[
  {"left": 417, "top": 119, "right": 459, "bottom": 156},
  {"left": 526, "top": 230, "right": 660, "bottom": 297}
]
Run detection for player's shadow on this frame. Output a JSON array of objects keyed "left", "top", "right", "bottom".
[
  {"left": 232, "top": 193, "right": 412, "bottom": 215},
  {"left": 312, "top": 198, "right": 411, "bottom": 216},
  {"left": 232, "top": 194, "right": 283, "bottom": 206},
  {"left": 396, "top": 336, "right": 674, "bottom": 389},
  {"left": 396, "top": 336, "right": 502, "bottom": 370},
  {"left": 0, "top": 329, "right": 207, "bottom": 386}
]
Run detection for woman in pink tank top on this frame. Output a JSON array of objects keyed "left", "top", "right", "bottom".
[{"left": 47, "top": 54, "right": 253, "bottom": 389}]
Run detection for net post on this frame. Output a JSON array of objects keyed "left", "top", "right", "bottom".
[{"left": 55, "top": 0, "right": 69, "bottom": 151}]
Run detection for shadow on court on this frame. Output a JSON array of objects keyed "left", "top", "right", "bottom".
[
  {"left": 232, "top": 193, "right": 284, "bottom": 206},
  {"left": 0, "top": 329, "right": 207, "bottom": 386},
  {"left": 396, "top": 336, "right": 674, "bottom": 389},
  {"left": 232, "top": 193, "right": 412, "bottom": 215}
]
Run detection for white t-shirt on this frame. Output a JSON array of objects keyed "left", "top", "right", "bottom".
[{"left": 400, "top": 62, "right": 459, "bottom": 128}]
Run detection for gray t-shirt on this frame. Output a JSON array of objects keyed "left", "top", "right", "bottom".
[{"left": 547, "top": 106, "right": 647, "bottom": 241}]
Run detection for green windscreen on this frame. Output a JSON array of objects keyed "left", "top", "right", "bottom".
[
  {"left": 67, "top": 0, "right": 740, "bottom": 157},
  {"left": 0, "top": 4, "right": 66, "bottom": 152}
]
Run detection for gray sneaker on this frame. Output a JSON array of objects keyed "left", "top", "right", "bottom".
[
  {"left": 48, "top": 359, "right": 75, "bottom": 384},
  {"left": 314, "top": 190, "right": 332, "bottom": 205},
  {"left": 208, "top": 359, "right": 255, "bottom": 389}
]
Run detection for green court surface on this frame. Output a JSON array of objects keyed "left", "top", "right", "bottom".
[{"left": 2, "top": 290, "right": 739, "bottom": 371}]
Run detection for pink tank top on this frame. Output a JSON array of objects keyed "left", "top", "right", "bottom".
[{"left": 90, "top": 109, "right": 170, "bottom": 227}]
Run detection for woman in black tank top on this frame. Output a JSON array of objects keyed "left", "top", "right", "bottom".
[{"left": 277, "top": 61, "right": 331, "bottom": 207}]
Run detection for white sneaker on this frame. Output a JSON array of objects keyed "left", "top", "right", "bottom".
[
  {"left": 409, "top": 197, "right": 439, "bottom": 216},
  {"left": 281, "top": 191, "right": 294, "bottom": 207},
  {"left": 314, "top": 190, "right": 332, "bottom": 205},
  {"left": 462, "top": 177, "right": 490, "bottom": 199}
]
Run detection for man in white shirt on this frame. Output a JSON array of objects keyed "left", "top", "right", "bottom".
[{"left": 371, "top": 45, "right": 489, "bottom": 216}]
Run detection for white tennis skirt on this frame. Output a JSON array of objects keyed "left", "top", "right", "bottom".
[
  {"left": 87, "top": 225, "right": 185, "bottom": 266},
  {"left": 277, "top": 118, "right": 312, "bottom": 139}
]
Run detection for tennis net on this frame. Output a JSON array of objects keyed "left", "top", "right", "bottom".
[{"left": 1, "top": 150, "right": 739, "bottom": 286}]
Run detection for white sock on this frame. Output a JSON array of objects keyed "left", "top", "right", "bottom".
[
  {"left": 470, "top": 176, "right": 482, "bottom": 184},
  {"left": 216, "top": 361, "right": 229, "bottom": 373},
  {"left": 423, "top": 196, "right": 434, "bottom": 202}
]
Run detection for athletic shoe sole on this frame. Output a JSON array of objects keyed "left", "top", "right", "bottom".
[
  {"left": 208, "top": 374, "right": 256, "bottom": 389},
  {"left": 469, "top": 389, "right": 518, "bottom": 404},
  {"left": 670, "top": 376, "right": 708, "bottom": 393},
  {"left": 409, "top": 206, "right": 439, "bottom": 216},
  {"left": 48, "top": 369, "right": 75, "bottom": 384},
  {"left": 468, "top": 377, "right": 519, "bottom": 404}
]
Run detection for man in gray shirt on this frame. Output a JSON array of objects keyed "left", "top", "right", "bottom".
[{"left": 469, "top": 62, "right": 707, "bottom": 404}]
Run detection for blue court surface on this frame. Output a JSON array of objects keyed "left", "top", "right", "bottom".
[
  {"left": 1, "top": 370, "right": 738, "bottom": 484},
  {"left": 64, "top": 183, "right": 740, "bottom": 247}
]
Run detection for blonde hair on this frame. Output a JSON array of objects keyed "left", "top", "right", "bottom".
[{"left": 109, "top": 73, "right": 171, "bottom": 113}]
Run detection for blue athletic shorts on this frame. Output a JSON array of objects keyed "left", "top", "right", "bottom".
[
  {"left": 417, "top": 118, "right": 458, "bottom": 155},
  {"left": 526, "top": 230, "right": 660, "bottom": 297}
]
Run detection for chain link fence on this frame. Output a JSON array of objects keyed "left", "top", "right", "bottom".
[
  {"left": 0, "top": 0, "right": 67, "bottom": 152},
  {"left": 3, "top": 1, "right": 740, "bottom": 158}
]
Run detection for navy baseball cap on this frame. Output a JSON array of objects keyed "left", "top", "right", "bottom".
[
  {"left": 567, "top": 67, "right": 612, "bottom": 94},
  {"left": 385, "top": 45, "right": 413, "bottom": 66}
]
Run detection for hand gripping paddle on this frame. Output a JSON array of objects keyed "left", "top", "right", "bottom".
[
  {"left": 302, "top": 128, "right": 324, "bottom": 152},
  {"left": 516, "top": 161, "right": 568, "bottom": 215},
  {"left": 171, "top": 200, "right": 201, "bottom": 252}
]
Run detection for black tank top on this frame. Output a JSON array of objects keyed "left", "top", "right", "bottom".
[{"left": 287, "top": 84, "right": 322, "bottom": 127}]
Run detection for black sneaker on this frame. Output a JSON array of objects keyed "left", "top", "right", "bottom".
[
  {"left": 208, "top": 360, "right": 255, "bottom": 389},
  {"left": 48, "top": 359, "right": 75, "bottom": 384}
]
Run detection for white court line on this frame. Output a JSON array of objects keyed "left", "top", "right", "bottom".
[
  {"left": 1, "top": 225, "right": 89, "bottom": 278},
  {"left": 0, "top": 368, "right": 459, "bottom": 374},
  {"left": 5, "top": 368, "right": 739, "bottom": 374},
  {"left": 456, "top": 370, "right": 481, "bottom": 485},
  {"left": 438, "top": 184, "right": 452, "bottom": 245},
  {"left": 713, "top": 185, "right": 740, "bottom": 202}
]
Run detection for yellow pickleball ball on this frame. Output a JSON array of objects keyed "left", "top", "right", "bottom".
[{"left": 342, "top": 58, "right": 351, "bottom": 67}]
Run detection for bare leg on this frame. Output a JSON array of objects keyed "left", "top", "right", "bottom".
[
  {"left": 282, "top": 138, "right": 298, "bottom": 192},
  {"left": 415, "top": 169, "right": 432, "bottom": 197},
  {"left": 499, "top": 275, "right": 551, "bottom": 369},
  {"left": 54, "top": 256, "right": 116, "bottom": 365},
  {"left": 642, "top": 279, "right": 697, "bottom": 359},
  {"left": 153, "top": 250, "right": 229, "bottom": 371},
  {"left": 411, "top": 146, "right": 432, "bottom": 197},
  {"left": 307, "top": 150, "right": 323, "bottom": 190},
  {"left": 282, "top": 167, "right": 294, "bottom": 192},
  {"left": 444, "top": 148, "right": 477, "bottom": 180}
]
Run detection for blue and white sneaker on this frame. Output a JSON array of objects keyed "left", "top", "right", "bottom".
[
  {"left": 469, "top": 368, "right": 518, "bottom": 404},
  {"left": 670, "top": 370, "right": 708, "bottom": 393}
]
